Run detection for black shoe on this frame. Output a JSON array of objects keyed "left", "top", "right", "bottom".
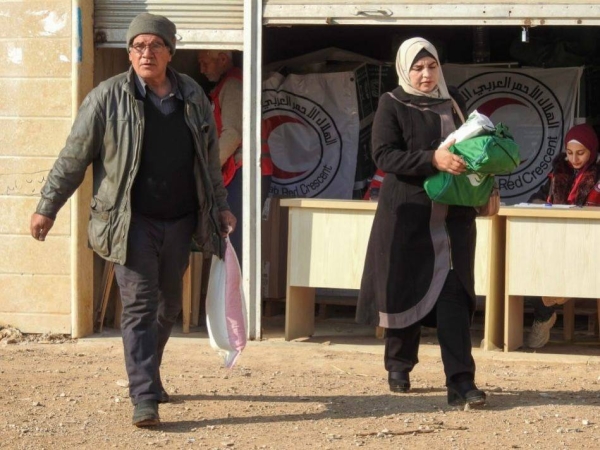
[
  {"left": 447, "top": 380, "right": 487, "bottom": 407},
  {"left": 159, "top": 389, "right": 169, "bottom": 404},
  {"left": 388, "top": 371, "right": 410, "bottom": 393},
  {"left": 156, "top": 370, "right": 168, "bottom": 403},
  {"left": 132, "top": 400, "right": 160, "bottom": 427}
]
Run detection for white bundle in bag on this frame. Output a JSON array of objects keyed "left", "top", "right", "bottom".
[
  {"left": 442, "top": 110, "right": 495, "bottom": 146},
  {"left": 205, "top": 238, "right": 247, "bottom": 368}
]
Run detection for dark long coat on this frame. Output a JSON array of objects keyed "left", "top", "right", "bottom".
[{"left": 356, "top": 86, "right": 477, "bottom": 328}]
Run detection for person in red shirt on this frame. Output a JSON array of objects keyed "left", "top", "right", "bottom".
[
  {"left": 363, "top": 168, "right": 385, "bottom": 200},
  {"left": 198, "top": 50, "right": 243, "bottom": 259},
  {"left": 529, "top": 123, "right": 600, "bottom": 207},
  {"left": 527, "top": 123, "right": 600, "bottom": 348}
]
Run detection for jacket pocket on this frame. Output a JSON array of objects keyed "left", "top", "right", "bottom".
[{"left": 87, "top": 206, "right": 112, "bottom": 258}]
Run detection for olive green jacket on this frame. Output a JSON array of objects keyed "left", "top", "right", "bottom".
[{"left": 36, "top": 66, "right": 229, "bottom": 263}]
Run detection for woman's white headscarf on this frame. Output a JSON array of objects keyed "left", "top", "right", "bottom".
[{"left": 396, "top": 37, "right": 450, "bottom": 100}]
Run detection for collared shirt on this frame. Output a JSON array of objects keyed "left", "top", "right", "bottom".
[{"left": 134, "top": 68, "right": 183, "bottom": 115}]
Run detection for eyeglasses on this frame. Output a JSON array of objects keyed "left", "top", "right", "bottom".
[{"left": 130, "top": 42, "right": 167, "bottom": 55}]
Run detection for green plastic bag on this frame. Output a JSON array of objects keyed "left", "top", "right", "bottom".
[
  {"left": 424, "top": 171, "right": 494, "bottom": 207},
  {"left": 424, "top": 123, "right": 519, "bottom": 207},
  {"left": 451, "top": 123, "right": 520, "bottom": 175}
]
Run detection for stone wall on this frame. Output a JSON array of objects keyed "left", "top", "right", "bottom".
[{"left": 0, "top": 1, "right": 74, "bottom": 333}]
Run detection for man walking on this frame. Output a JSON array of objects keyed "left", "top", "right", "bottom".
[{"left": 30, "top": 13, "right": 236, "bottom": 427}]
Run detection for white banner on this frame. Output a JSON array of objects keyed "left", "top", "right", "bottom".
[
  {"left": 444, "top": 65, "right": 583, "bottom": 204},
  {"left": 262, "top": 71, "right": 360, "bottom": 199}
]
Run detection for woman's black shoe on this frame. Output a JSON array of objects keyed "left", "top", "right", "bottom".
[
  {"left": 388, "top": 371, "right": 410, "bottom": 393},
  {"left": 447, "top": 380, "right": 486, "bottom": 407}
]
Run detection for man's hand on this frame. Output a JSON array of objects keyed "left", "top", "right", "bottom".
[
  {"left": 30, "top": 213, "right": 55, "bottom": 242},
  {"left": 218, "top": 210, "right": 237, "bottom": 237},
  {"left": 432, "top": 139, "right": 466, "bottom": 175}
]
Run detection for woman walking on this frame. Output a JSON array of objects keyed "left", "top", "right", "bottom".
[{"left": 357, "top": 37, "right": 486, "bottom": 408}]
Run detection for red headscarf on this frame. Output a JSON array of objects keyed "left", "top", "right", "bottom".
[{"left": 564, "top": 124, "right": 599, "bottom": 204}]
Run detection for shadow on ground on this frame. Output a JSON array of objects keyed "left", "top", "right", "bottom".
[{"left": 153, "top": 387, "right": 600, "bottom": 433}]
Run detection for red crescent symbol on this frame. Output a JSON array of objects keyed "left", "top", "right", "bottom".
[
  {"left": 262, "top": 115, "right": 308, "bottom": 179},
  {"left": 476, "top": 98, "right": 526, "bottom": 117}
]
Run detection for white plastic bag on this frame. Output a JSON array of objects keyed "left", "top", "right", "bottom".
[
  {"left": 205, "top": 238, "right": 247, "bottom": 368},
  {"left": 443, "top": 110, "right": 495, "bottom": 146}
]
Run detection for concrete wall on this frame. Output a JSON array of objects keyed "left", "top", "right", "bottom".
[{"left": 0, "top": 1, "right": 80, "bottom": 334}]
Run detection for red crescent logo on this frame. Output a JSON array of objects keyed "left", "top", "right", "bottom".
[
  {"left": 262, "top": 115, "right": 308, "bottom": 179},
  {"left": 476, "top": 98, "right": 526, "bottom": 117}
]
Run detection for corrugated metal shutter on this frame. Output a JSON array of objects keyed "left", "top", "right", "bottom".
[
  {"left": 263, "top": 1, "right": 600, "bottom": 26},
  {"left": 95, "top": 1, "right": 244, "bottom": 50}
]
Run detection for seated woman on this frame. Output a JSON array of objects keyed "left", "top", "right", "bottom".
[{"left": 526, "top": 123, "right": 600, "bottom": 348}]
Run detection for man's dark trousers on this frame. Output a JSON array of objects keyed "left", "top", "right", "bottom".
[{"left": 114, "top": 212, "right": 196, "bottom": 404}]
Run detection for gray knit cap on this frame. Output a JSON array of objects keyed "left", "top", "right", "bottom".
[{"left": 126, "top": 13, "right": 177, "bottom": 55}]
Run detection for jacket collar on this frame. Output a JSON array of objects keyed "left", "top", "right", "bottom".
[
  {"left": 124, "top": 66, "right": 204, "bottom": 104},
  {"left": 132, "top": 68, "right": 182, "bottom": 101},
  {"left": 391, "top": 86, "right": 450, "bottom": 106}
]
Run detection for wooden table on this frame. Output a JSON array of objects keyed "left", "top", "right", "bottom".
[
  {"left": 280, "top": 198, "right": 505, "bottom": 349},
  {"left": 500, "top": 206, "right": 600, "bottom": 351}
]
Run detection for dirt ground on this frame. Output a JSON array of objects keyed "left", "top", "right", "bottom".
[{"left": 2, "top": 316, "right": 600, "bottom": 450}]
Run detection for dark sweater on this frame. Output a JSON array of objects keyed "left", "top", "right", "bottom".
[{"left": 131, "top": 96, "right": 199, "bottom": 219}]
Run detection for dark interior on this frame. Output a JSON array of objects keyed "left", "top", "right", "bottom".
[{"left": 262, "top": 25, "right": 600, "bottom": 67}]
